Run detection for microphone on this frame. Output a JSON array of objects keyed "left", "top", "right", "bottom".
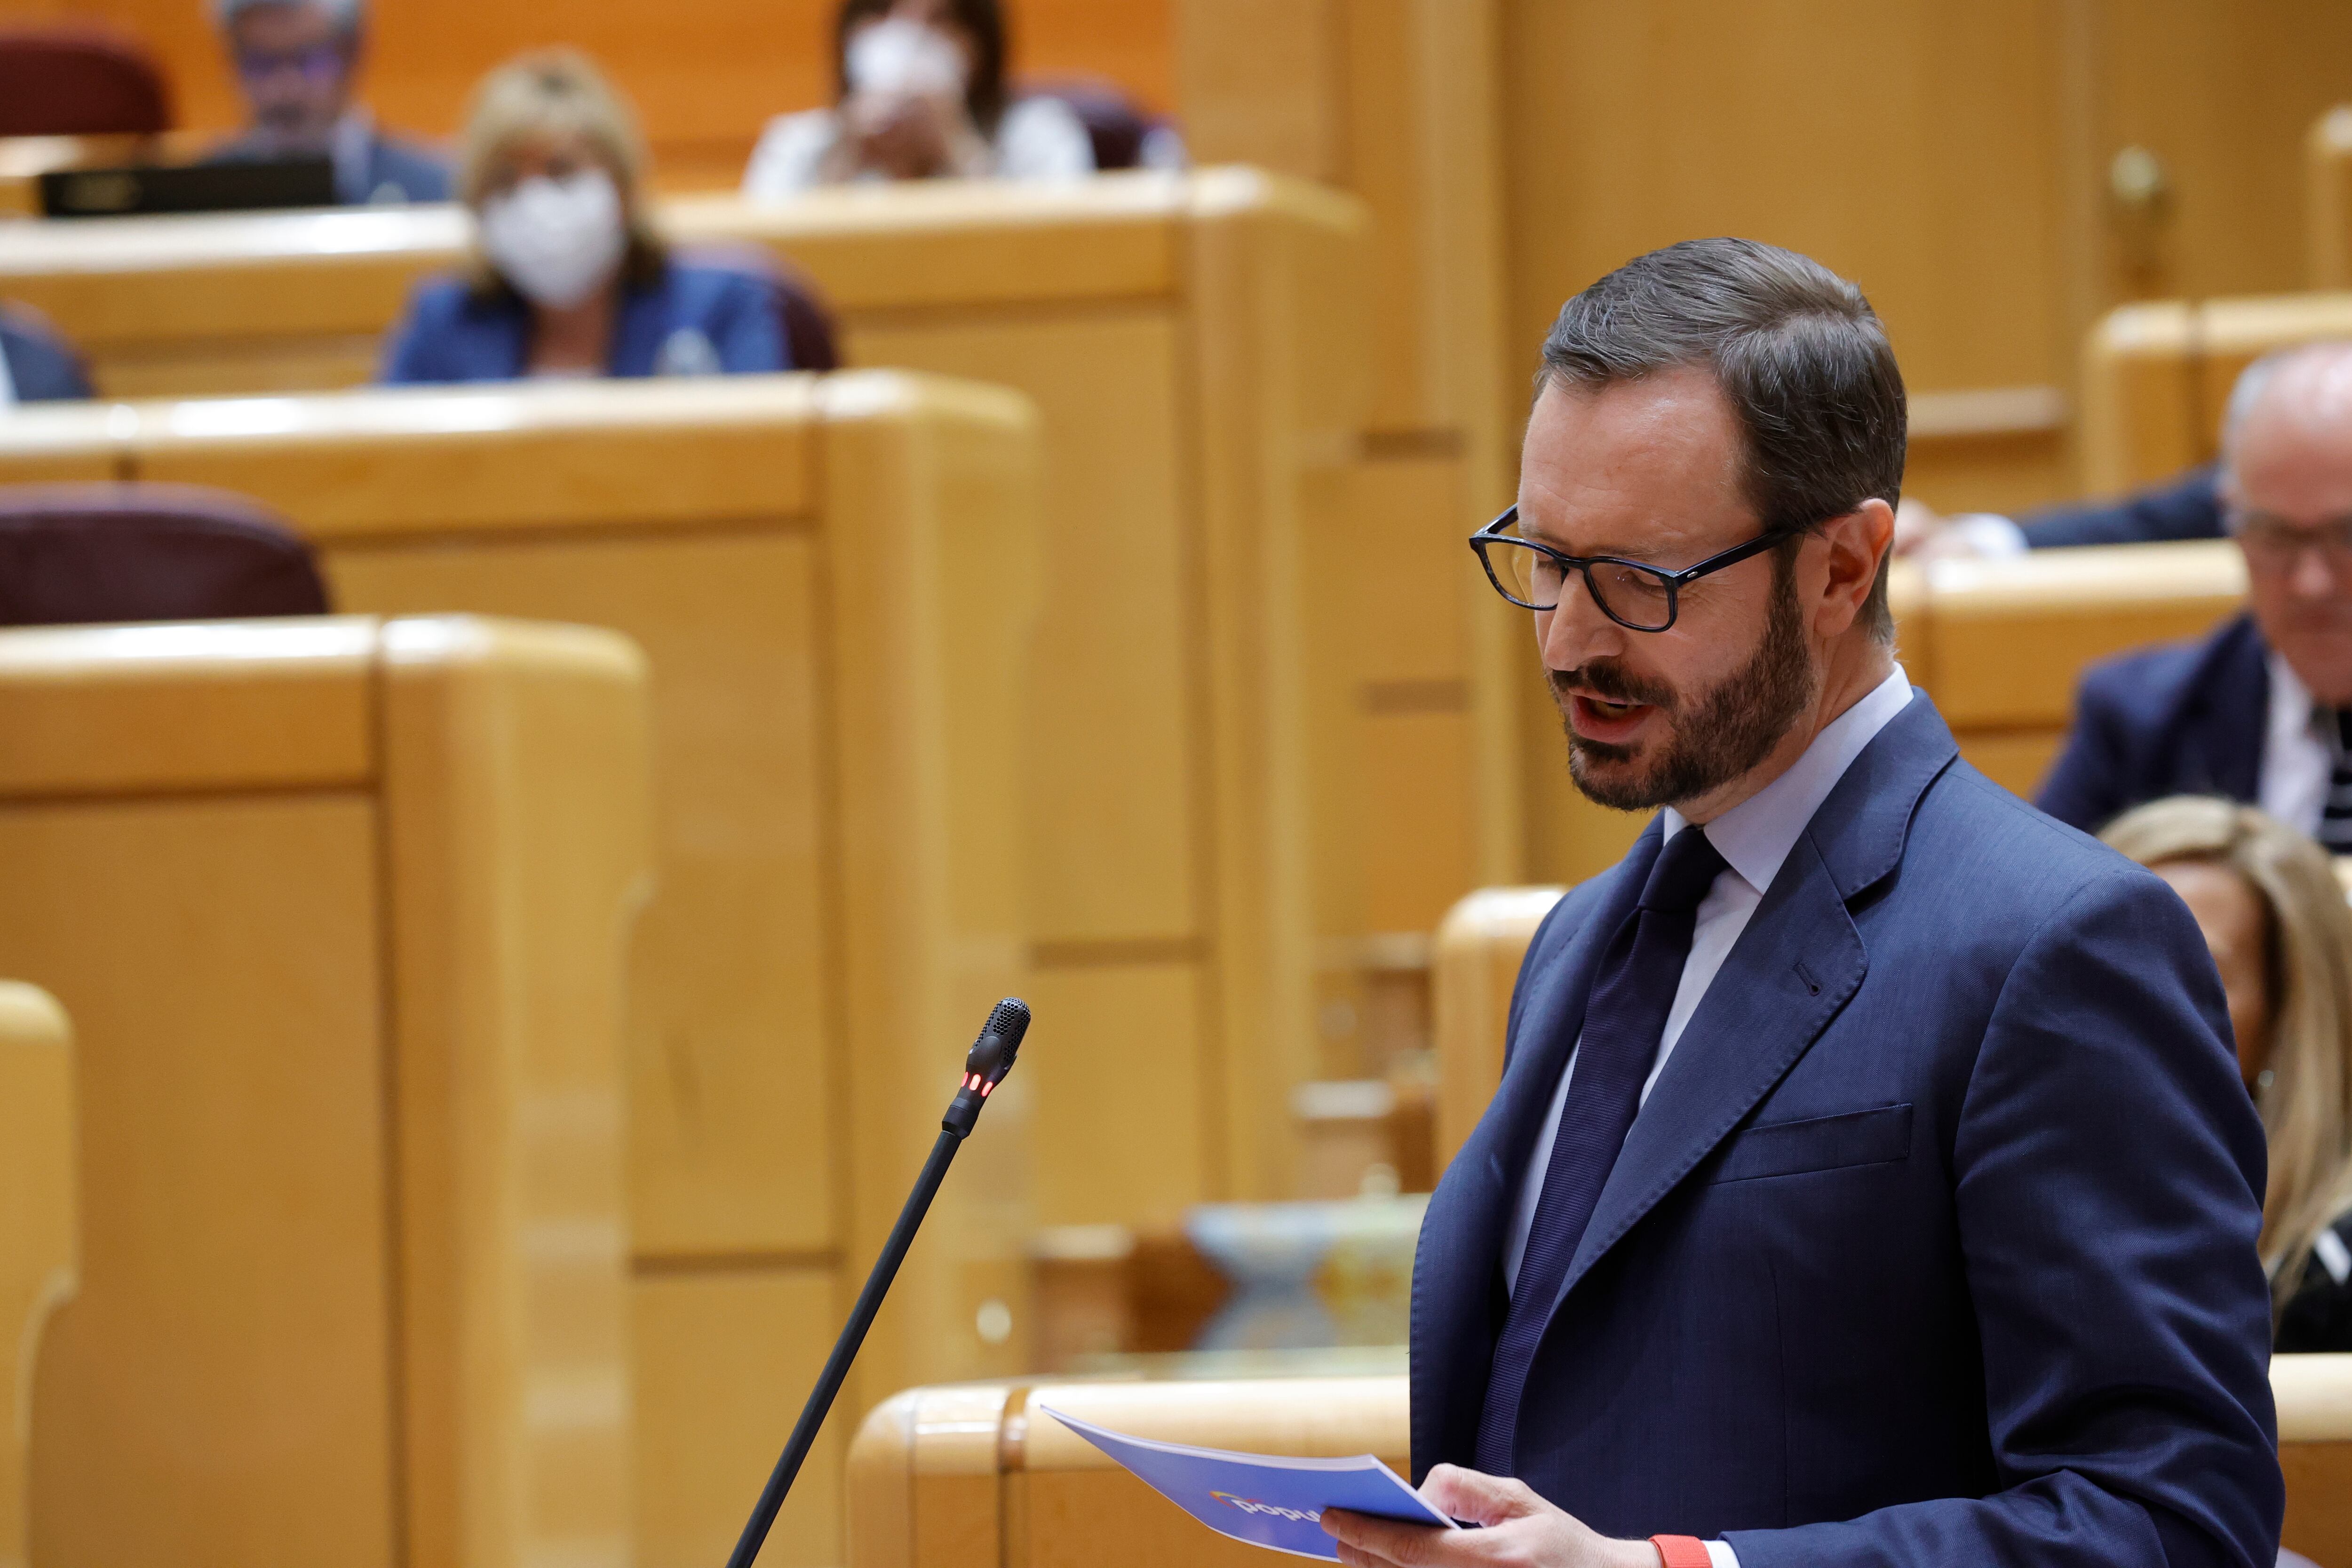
[{"left": 724, "top": 998, "right": 1033, "bottom": 1568}]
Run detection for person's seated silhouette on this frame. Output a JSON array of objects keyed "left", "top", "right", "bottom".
[
  {"left": 743, "top": 0, "right": 1094, "bottom": 196},
  {"left": 207, "top": 0, "right": 450, "bottom": 204},
  {"left": 381, "top": 50, "right": 787, "bottom": 385}
]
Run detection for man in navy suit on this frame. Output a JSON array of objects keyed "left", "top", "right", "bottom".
[
  {"left": 1322, "top": 239, "right": 2280, "bottom": 1568},
  {"left": 2038, "top": 342, "right": 2352, "bottom": 842}
]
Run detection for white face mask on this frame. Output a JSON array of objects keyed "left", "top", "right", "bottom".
[
  {"left": 477, "top": 167, "right": 628, "bottom": 310},
  {"left": 845, "top": 16, "right": 968, "bottom": 98}
]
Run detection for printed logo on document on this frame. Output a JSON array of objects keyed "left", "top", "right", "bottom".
[{"left": 1212, "top": 1491, "right": 1321, "bottom": 1524}]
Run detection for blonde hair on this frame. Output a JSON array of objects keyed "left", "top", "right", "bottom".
[
  {"left": 2102, "top": 797, "right": 2352, "bottom": 1293},
  {"left": 455, "top": 48, "right": 662, "bottom": 283}
]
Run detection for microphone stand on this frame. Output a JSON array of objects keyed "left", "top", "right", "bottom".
[{"left": 723, "top": 999, "right": 1032, "bottom": 1568}]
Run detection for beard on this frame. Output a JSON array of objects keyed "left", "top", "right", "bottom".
[{"left": 1553, "top": 553, "right": 1818, "bottom": 812}]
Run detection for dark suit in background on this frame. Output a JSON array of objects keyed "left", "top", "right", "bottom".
[
  {"left": 2019, "top": 463, "right": 2224, "bottom": 549},
  {"left": 2034, "top": 614, "right": 2267, "bottom": 832},
  {"left": 1413, "top": 693, "right": 2280, "bottom": 1566}
]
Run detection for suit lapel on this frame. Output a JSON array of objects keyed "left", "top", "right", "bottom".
[{"left": 1552, "top": 836, "right": 1862, "bottom": 1305}]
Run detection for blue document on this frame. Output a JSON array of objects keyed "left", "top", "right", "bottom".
[{"left": 1039, "top": 1404, "right": 1457, "bottom": 1560}]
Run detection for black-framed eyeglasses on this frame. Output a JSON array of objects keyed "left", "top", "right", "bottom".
[{"left": 1467, "top": 505, "right": 1783, "bottom": 633}]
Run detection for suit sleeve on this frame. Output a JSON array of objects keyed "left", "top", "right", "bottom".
[
  {"left": 2018, "top": 466, "right": 2223, "bottom": 549},
  {"left": 2034, "top": 664, "right": 2134, "bottom": 831},
  {"left": 1725, "top": 868, "right": 2281, "bottom": 1568}
]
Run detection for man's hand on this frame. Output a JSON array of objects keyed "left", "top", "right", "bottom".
[{"left": 1321, "top": 1465, "right": 1658, "bottom": 1568}]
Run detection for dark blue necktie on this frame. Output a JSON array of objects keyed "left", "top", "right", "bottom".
[{"left": 1474, "top": 824, "right": 1729, "bottom": 1476}]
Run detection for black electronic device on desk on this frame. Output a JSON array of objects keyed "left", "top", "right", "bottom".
[{"left": 40, "top": 154, "right": 334, "bottom": 217}]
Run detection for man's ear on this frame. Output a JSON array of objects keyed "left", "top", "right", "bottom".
[{"left": 1814, "top": 499, "right": 1893, "bottom": 634}]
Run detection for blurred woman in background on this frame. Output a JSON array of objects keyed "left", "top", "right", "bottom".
[
  {"left": 382, "top": 49, "right": 787, "bottom": 383},
  {"left": 742, "top": 0, "right": 1093, "bottom": 196},
  {"left": 2103, "top": 797, "right": 2352, "bottom": 1350}
]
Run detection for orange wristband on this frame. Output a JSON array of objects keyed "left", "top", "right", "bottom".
[{"left": 1650, "top": 1537, "right": 1711, "bottom": 1568}]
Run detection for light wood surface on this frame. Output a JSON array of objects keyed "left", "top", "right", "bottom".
[
  {"left": 0, "top": 983, "right": 73, "bottom": 1568},
  {"left": 1431, "top": 887, "right": 1562, "bottom": 1171},
  {"left": 0, "top": 372, "right": 1041, "bottom": 1566},
  {"left": 847, "top": 1357, "right": 2352, "bottom": 1568},
  {"left": 0, "top": 614, "right": 648, "bottom": 1568}
]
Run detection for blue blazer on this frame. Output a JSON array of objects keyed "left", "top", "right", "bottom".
[
  {"left": 0, "top": 310, "right": 93, "bottom": 401},
  {"left": 1413, "top": 693, "right": 2280, "bottom": 1567},
  {"left": 2034, "top": 614, "right": 2267, "bottom": 833},
  {"left": 349, "top": 134, "right": 451, "bottom": 205},
  {"left": 2020, "top": 464, "right": 2224, "bottom": 549},
  {"left": 379, "top": 263, "right": 789, "bottom": 385}
]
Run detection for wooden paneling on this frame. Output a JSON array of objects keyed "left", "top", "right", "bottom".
[
  {"left": 2093, "top": 3, "right": 2352, "bottom": 305},
  {"left": 634, "top": 1269, "right": 846, "bottom": 1568},
  {"left": 2311, "top": 107, "right": 2352, "bottom": 288},
  {"left": 0, "top": 374, "right": 1039, "bottom": 1560},
  {"left": 0, "top": 982, "right": 73, "bottom": 1568},
  {"left": 21, "top": 0, "right": 1174, "bottom": 188},
  {"left": 0, "top": 615, "right": 647, "bottom": 1568},
  {"left": 848, "top": 310, "right": 1196, "bottom": 947}
]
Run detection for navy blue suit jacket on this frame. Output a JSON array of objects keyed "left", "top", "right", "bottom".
[
  {"left": 378, "top": 264, "right": 788, "bottom": 385},
  {"left": 1412, "top": 693, "right": 2280, "bottom": 1567},
  {"left": 2034, "top": 614, "right": 2267, "bottom": 833},
  {"left": 0, "top": 307, "right": 93, "bottom": 401},
  {"left": 2020, "top": 464, "right": 2224, "bottom": 549}
]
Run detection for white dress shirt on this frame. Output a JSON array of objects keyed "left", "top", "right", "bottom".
[
  {"left": 2258, "top": 650, "right": 2330, "bottom": 836},
  {"left": 1498, "top": 666, "right": 1915, "bottom": 1568}
]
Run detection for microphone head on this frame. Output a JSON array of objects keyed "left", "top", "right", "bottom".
[{"left": 964, "top": 997, "right": 1031, "bottom": 1082}]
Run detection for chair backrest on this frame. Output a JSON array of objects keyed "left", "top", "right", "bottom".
[
  {"left": 0, "top": 483, "right": 331, "bottom": 626},
  {"left": 1017, "top": 78, "right": 1158, "bottom": 170},
  {"left": 0, "top": 26, "right": 171, "bottom": 138}
]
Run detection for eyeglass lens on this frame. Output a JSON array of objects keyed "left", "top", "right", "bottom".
[
  {"left": 2236, "top": 515, "right": 2352, "bottom": 571},
  {"left": 1483, "top": 538, "right": 1678, "bottom": 630}
]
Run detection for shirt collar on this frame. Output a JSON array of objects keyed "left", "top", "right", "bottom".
[
  {"left": 1662, "top": 664, "right": 1914, "bottom": 896},
  {"left": 2273, "top": 648, "right": 2325, "bottom": 744}
]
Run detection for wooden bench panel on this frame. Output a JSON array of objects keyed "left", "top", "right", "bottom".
[
  {"left": 850, "top": 1359, "right": 2352, "bottom": 1568},
  {"left": 0, "top": 982, "right": 73, "bottom": 1568},
  {"left": 0, "top": 615, "right": 648, "bottom": 1568},
  {"left": 2082, "top": 290, "right": 2352, "bottom": 493}
]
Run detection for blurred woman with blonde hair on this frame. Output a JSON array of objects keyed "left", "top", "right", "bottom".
[
  {"left": 2104, "top": 796, "right": 2352, "bottom": 1349},
  {"left": 382, "top": 48, "right": 787, "bottom": 382}
]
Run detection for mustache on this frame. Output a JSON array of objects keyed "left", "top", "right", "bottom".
[{"left": 1549, "top": 660, "right": 1679, "bottom": 714}]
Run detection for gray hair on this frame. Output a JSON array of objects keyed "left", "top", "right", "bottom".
[
  {"left": 212, "top": 0, "right": 365, "bottom": 34},
  {"left": 2221, "top": 340, "right": 2352, "bottom": 479}
]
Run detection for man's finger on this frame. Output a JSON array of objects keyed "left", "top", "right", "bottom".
[
  {"left": 1421, "top": 1464, "right": 1541, "bottom": 1527},
  {"left": 1321, "top": 1506, "right": 1447, "bottom": 1567}
]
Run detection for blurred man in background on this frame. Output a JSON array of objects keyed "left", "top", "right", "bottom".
[
  {"left": 209, "top": 0, "right": 450, "bottom": 204},
  {"left": 2040, "top": 342, "right": 2352, "bottom": 837}
]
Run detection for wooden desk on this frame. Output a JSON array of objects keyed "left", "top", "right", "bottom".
[
  {"left": 0, "top": 373, "right": 1038, "bottom": 1567},
  {"left": 0, "top": 614, "right": 649, "bottom": 1568},
  {"left": 0, "top": 982, "right": 73, "bottom": 1568},
  {"left": 0, "top": 171, "right": 1405, "bottom": 1218},
  {"left": 844, "top": 1358, "right": 2350, "bottom": 1567}
]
